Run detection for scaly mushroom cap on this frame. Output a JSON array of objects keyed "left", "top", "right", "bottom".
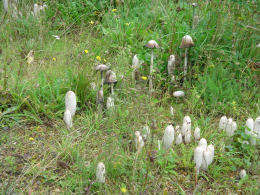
[
  {"left": 167, "top": 55, "right": 175, "bottom": 75},
  {"left": 95, "top": 64, "right": 110, "bottom": 72},
  {"left": 162, "top": 125, "right": 175, "bottom": 149},
  {"left": 65, "top": 91, "right": 77, "bottom": 117},
  {"left": 194, "top": 127, "right": 201, "bottom": 140},
  {"left": 194, "top": 146, "right": 204, "bottom": 171},
  {"left": 179, "top": 35, "right": 194, "bottom": 48},
  {"left": 145, "top": 40, "right": 160, "bottom": 49},
  {"left": 96, "top": 162, "right": 106, "bottom": 183},
  {"left": 176, "top": 133, "right": 183, "bottom": 145},
  {"left": 184, "top": 130, "right": 191, "bottom": 144},
  {"left": 219, "top": 116, "right": 228, "bottom": 130},
  {"left": 253, "top": 116, "right": 260, "bottom": 138},
  {"left": 199, "top": 138, "right": 207, "bottom": 150},
  {"left": 104, "top": 70, "right": 117, "bottom": 84}
]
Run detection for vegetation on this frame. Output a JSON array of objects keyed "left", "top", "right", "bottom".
[{"left": 0, "top": 0, "right": 259, "bottom": 194}]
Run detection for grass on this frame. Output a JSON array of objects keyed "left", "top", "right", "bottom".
[{"left": 0, "top": 0, "right": 259, "bottom": 194}]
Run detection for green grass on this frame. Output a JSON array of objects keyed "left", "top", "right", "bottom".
[{"left": 0, "top": 0, "right": 259, "bottom": 194}]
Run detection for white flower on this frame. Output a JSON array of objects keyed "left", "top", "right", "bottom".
[
  {"left": 176, "top": 133, "right": 183, "bottom": 145},
  {"left": 135, "top": 131, "right": 144, "bottom": 152},
  {"left": 96, "top": 162, "right": 105, "bottom": 183},
  {"left": 65, "top": 91, "right": 77, "bottom": 117},
  {"left": 162, "top": 125, "right": 175, "bottom": 150},
  {"left": 63, "top": 109, "right": 72, "bottom": 129},
  {"left": 239, "top": 169, "right": 246, "bottom": 179},
  {"left": 219, "top": 116, "right": 227, "bottom": 130},
  {"left": 194, "top": 127, "right": 200, "bottom": 140}
]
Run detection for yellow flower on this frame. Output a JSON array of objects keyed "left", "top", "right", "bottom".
[
  {"left": 52, "top": 57, "right": 56, "bottom": 61},
  {"left": 96, "top": 56, "right": 101, "bottom": 61},
  {"left": 112, "top": 9, "right": 117, "bottom": 12},
  {"left": 121, "top": 187, "right": 127, "bottom": 194},
  {"left": 90, "top": 21, "right": 94, "bottom": 25},
  {"left": 104, "top": 59, "right": 107, "bottom": 62},
  {"left": 141, "top": 76, "right": 148, "bottom": 81},
  {"left": 84, "top": 49, "right": 89, "bottom": 54},
  {"left": 125, "top": 23, "right": 130, "bottom": 26},
  {"left": 232, "top": 101, "right": 236, "bottom": 105},
  {"left": 209, "top": 64, "right": 214, "bottom": 68},
  {"left": 29, "top": 137, "right": 34, "bottom": 141}
]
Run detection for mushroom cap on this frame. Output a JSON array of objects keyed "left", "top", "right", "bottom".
[
  {"left": 173, "top": 90, "right": 185, "bottom": 97},
  {"left": 192, "top": 3, "right": 198, "bottom": 7},
  {"left": 179, "top": 35, "right": 194, "bottom": 48},
  {"left": 104, "top": 70, "right": 117, "bottom": 84},
  {"left": 145, "top": 40, "right": 159, "bottom": 49},
  {"left": 95, "top": 64, "right": 110, "bottom": 71}
]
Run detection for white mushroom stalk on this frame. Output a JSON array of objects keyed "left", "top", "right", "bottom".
[
  {"left": 131, "top": 54, "right": 140, "bottom": 81},
  {"left": 135, "top": 131, "right": 144, "bottom": 152},
  {"left": 179, "top": 35, "right": 194, "bottom": 80},
  {"left": 167, "top": 55, "right": 176, "bottom": 81},
  {"left": 162, "top": 125, "right": 175, "bottom": 150},
  {"left": 96, "top": 162, "right": 106, "bottom": 183},
  {"left": 65, "top": 91, "right": 77, "bottom": 117},
  {"left": 194, "top": 138, "right": 214, "bottom": 185},
  {"left": 145, "top": 40, "right": 159, "bottom": 92},
  {"left": 142, "top": 125, "right": 150, "bottom": 141},
  {"left": 95, "top": 64, "right": 110, "bottom": 90},
  {"left": 106, "top": 96, "right": 114, "bottom": 110},
  {"left": 3, "top": 0, "right": 8, "bottom": 12},
  {"left": 194, "top": 127, "right": 200, "bottom": 140},
  {"left": 63, "top": 109, "right": 72, "bottom": 129},
  {"left": 192, "top": 3, "right": 198, "bottom": 29}
]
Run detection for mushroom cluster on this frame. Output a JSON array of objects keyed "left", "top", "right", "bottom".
[
  {"left": 245, "top": 117, "right": 260, "bottom": 145},
  {"left": 194, "top": 138, "right": 215, "bottom": 184},
  {"left": 219, "top": 116, "right": 237, "bottom": 137}
]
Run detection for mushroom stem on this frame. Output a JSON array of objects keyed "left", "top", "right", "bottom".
[
  {"left": 111, "top": 83, "right": 114, "bottom": 95},
  {"left": 100, "top": 71, "right": 104, "bottom": 90},
  {"left": 195, "top": 168, "right": 198, "bottom": 185},
  {"left": 192, "top": 7, "right": 195, "bottom": 29},
  {"left": 184, "top": 48, "right": 189, "bottom": 79},
  {"left": 149, "top": 49, "right": 154, "bottom": 92}
]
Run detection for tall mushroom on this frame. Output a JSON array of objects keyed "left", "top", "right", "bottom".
[
  {"left": 132, "top": 54, "right": 140, "bottom": 81},
  {"left": 95, "top": 64, "right": 110, "bottom": 89},
  {"left": 179, "top": 35, "right": 194, "bottom": 80},
  {"left": 104, "top": 70, "right": 117, "bottom": 95},
  {"left": 192, "top": 3, "right": 198, "bottom": 29},
  {"left": 167, "top": 55, "right": 176, "bottom": 82},
  {"left": 145, "top": 40, "right": 159, "bottom": 92}
]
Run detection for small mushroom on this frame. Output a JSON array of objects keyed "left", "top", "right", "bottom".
[
  {"left": 132, "top": 54, "right": 140, "bottom": 81},
  {"left": 96, "top": 162, "right": 106, "bottom": 183},
  {"left": 145, "top": 40, "right": 159, "bottom": 92},
  {"left": 179, "top": 35, "right": 194, "bottom": 80},
  {"left": 173, "top": 90, "right": 185, "bottom": 97},
  {"left": 135, "top": 131, "right": 144, "bottom": 152},
  {"left": 194, "top": 127, "right": 200, "bottom": 140},
  {"left": 95, "top": 64, "right": 110, "bottom": 89},
  {"left": 176, "top": 133, "right": 183, "bottom": 145},
  {"left": 162, "top": 125, "right": 175, "bottom": 150},
  {"left": 104, "top": 70, "right": 117, "bottom": 95},
  {"left": 192, "top": 3, "right": 198, "bottom": 29},
  {"left": 63, "top": 110, "right": 72, "bottom": 129},
  {"left": 239, "top": 169, "right": 247, "bottom": 179},
  {"left": 106, "top": 96, "right": 114, "bottom": 110},
  {"left": 167, "top": 55, "right": 176, "bottom": 81},
  {"left": 65, "top": 91, "right": 77, "bottom": 117},
  {"left": 219, "top": 116, "right": 228, "bottom": 130}
]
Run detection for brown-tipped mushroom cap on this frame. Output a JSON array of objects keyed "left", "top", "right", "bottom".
[
  {"left": 104, "top": 70, "right": 117, "bottom": 84},
  {"left": 95, "top": 64, "right": 110, "bottom": 72},
  {"left": 145, "top": 40, "right": 159, "bottom": 49},
  {"left": 179, "top": 35, "right": 194, "bottom": 48}
]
